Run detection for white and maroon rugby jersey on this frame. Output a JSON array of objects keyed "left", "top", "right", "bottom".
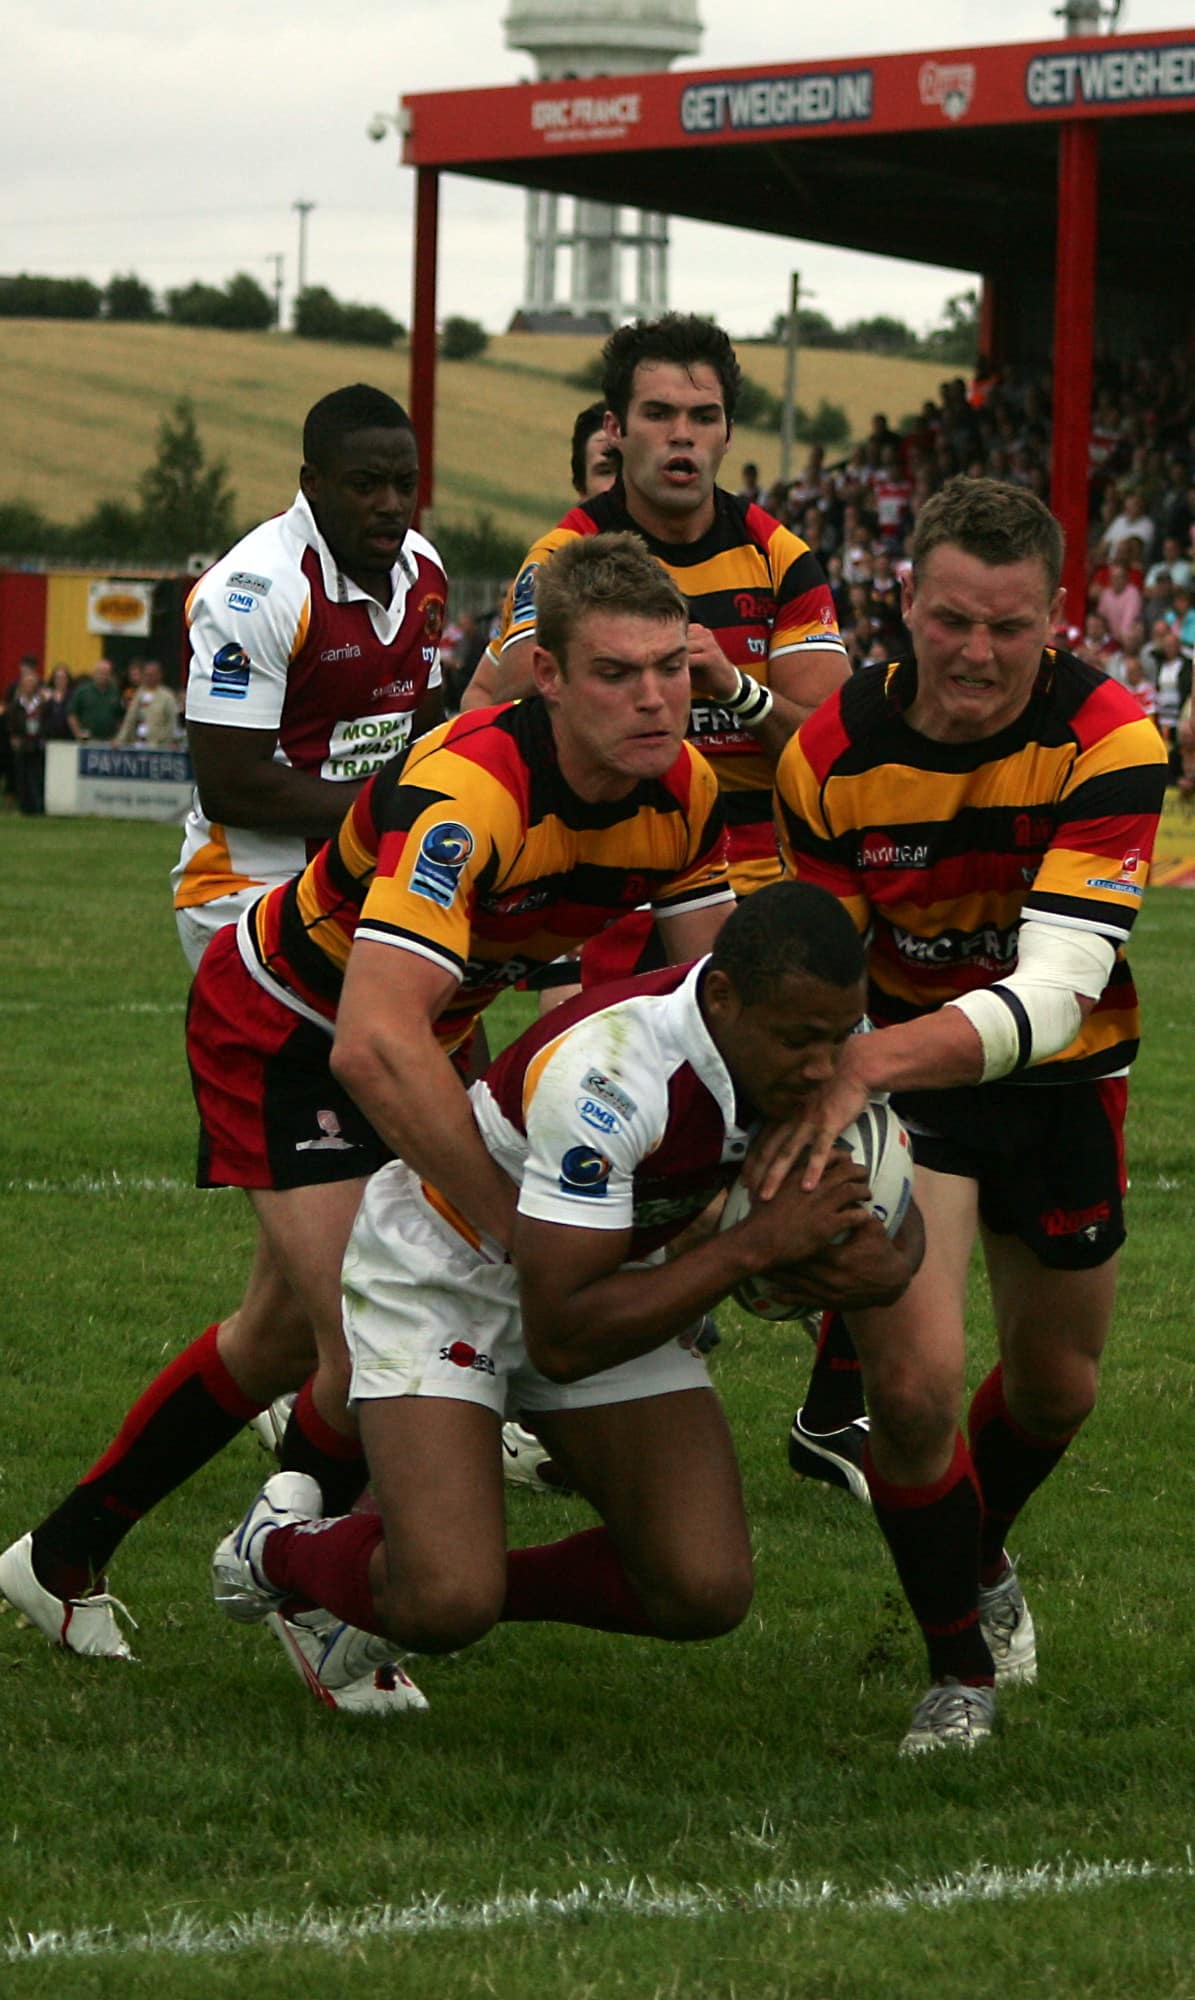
[
  {"left": 172, "top": 490, "right": 444, "bottom": 914},
  {"left": 468, "top": 959, "right": 751, "bottom": 1260}
]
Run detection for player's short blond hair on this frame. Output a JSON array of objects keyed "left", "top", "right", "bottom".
[
  {"left": 535, "top": 532, "right": 688, "bottom": 671},
  {"left": 912, "top": 476, "right": 1065, "bottom": 595}
]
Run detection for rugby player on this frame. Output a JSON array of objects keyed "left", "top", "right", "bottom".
[
  {"left": 212, "top": 883, "right": 922, "bottom": 1677},
  {"left": 770, "top": 477, "right": 1167, "bottom": 1751},
  {"left": 171, "top": 382, "right": 445, "bottom": 970},
  {"left": 460, "top": 312, "right": 848, "bottom": 907},
  {"left": 0, "top": 535, "right": 734, "bottom": 1707}
]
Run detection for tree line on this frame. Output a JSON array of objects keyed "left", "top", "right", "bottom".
[{"left": 0, "top": 271, "right": 407, "bottom": 348}]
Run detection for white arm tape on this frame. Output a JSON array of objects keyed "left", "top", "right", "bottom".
[{"left": 945, "top": 921, "right": 1117, "bottom": 1082}]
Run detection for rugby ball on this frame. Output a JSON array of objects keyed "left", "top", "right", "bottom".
[{"left": 719, "top": 1099, "right": 914, "bottom": 1321}]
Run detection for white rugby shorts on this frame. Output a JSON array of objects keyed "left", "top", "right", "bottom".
[{"left": 342, "top": 1159, "right": 712, "bottom": 1414}]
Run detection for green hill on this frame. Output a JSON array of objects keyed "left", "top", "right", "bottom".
[{"left": 0, "top": 319, "right": 948, "bottom": 556}]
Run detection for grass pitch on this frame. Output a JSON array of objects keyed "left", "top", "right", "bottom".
[{"left": 1, "top": 817, "right": 1194, "bottom": 1999}]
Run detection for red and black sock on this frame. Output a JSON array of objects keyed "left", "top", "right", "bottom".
[
  {"left": 799, "top": 1312, "right": 866, "bottom": 1432},
  {"left": 32, "top": 1324, "right": 262, "bottom": 1595},
  {"left": 278, "top": 1380, "right": 368, "bottom": 1518},
  {"left": 865, "top": 1431, "right": 993, "bottom": 1684},
  {"left": 969, "top": 1364, "right": 1075, "bottom": 1585}
]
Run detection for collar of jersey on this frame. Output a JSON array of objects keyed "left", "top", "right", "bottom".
[
  {"left": 287, "top": 489, "right": 414, "bottom": 624},
  {"left": 663, "top": 958, "right": 749, "bottom": 1151}
]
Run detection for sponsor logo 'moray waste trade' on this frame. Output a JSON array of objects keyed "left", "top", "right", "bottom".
[{"left": 680, "top": 70, "right": 873, "bottom": 135}]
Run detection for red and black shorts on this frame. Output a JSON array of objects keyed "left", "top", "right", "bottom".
[
  {"left": 186, "top": 926, "right": 392, "bottom": 1192},
  {"left": 892, "top": 1075, "right": 1128, "bottom": 1271}
]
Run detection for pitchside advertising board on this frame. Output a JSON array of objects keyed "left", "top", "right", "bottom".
[
  {"left": 401, "top": 31, "right": 1195, "bottom": 162},
  {"left": 45, "top": 742, "right": 194, "bottom": 822}
]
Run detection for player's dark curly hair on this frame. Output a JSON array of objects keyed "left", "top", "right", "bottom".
[
  {"left": 302, "top": 384, "right": 414, "bottom": 467},
  {"left": 535, "top": 531, "right": 687, "bottom": 669},
  {"left": 601, "top": 313, "right": 742, "bottom": 430},
  {"left": 710, "top": 881, "right": 864, "bottom": 1000},
  {"left": 912, "top": 476, "right": 1065, "bottom": 594},
  {"left": 570, "top": 402, "right": 609, "bottom": 495}
]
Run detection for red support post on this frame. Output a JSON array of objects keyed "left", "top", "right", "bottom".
[
  {"left": 1050, "top": 121, "right": 1098, "bottom": 628},
  {"left": 409, "top": 166, "right": 440, "bottom": 528}
]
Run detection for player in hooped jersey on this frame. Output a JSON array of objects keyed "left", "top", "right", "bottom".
[
  {"left": 212, "top": 884, "right": 921, "bottom": 1681},
  {"left": 768, "top": 478, "right": 1168, "bottom": 1753},
  {"left": 171, "top": 383, "right": 444, "bottom": 969},
  {"left": 462, "top": 313, "right": 848, "bottom": 908},
  {"left": 0, "top": 536, "right": 735, "bottom": 1708}
]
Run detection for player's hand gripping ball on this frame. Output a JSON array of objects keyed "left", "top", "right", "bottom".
[{"left": 720, "top": 1099, "right": 914, "bottom": 1321}]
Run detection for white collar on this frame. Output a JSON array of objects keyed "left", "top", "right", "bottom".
[
  {"left": 660, "top": 958, "right": 750, "bottom": 1145},
  {"left": 286, "top": 489, "right": 414, "bottom": 617}
]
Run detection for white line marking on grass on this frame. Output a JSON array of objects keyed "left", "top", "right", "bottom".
[
  {"left": 0, "top": 1000, "right": 184, "bottom": 1014},
  {"left": 2, "top": 1177, "right": 227, "bottom": 1196},
  {"left": 6, "top": 1857, "right": 1192, "bottom": 1966}
]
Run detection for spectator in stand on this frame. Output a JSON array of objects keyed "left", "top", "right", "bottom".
[
  {"left": 1145, "top": 623, "right": 1192, "bottom": 768},
  {"left": 68, "top": 658, "right": 124, "bottom": 744},
  {"left": 868, "top": 546, "right": 905, "bottom": 649},
  {"left": 840, "top": 504, "right": 873, "bottom": 583},
  {"left": 115, "top": 660, "right": 179, "bottom": 748},
  {"left": 872, "top": 444, "right": 914, "bottom": 550},
  {"left": 1075, "top": 610, "right": 1118, "bottom": 673},
  {"left": 1097, "top": 561, "right": 1144, "bottom": 646},
  {"left": 42, "top": 666, "right": 76, "bottom": 742},
  {"left": 1165, "top": 584, "right": 1195, "bottom": 650},
  {"left": 1120, "top": 648, "right": 1159, "bottom": 725},
  {"left": 6, "top": 658, "right": 48, "bottom": 814},
  {"left": 1146, "top": 535, "right": 1193, "bottom": 595},
  {"left": 1108, "top": 618, "right": 1149, "bottom": 685},
  {"left": 120, "top": 660, "right": 143, "bottom": 714},
  {"left": 736, "top": 460, "right": 762, "bottom": 507},
  {"left": 1099, "top": 488, "right": 1156, "bottom": 567}
]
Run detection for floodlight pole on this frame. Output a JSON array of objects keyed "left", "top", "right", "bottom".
[
  {"left": 410, "top": 168, "right": 440, "bottom": 530},
  {"left": 265, "top": 253, "right": 284, "bottom": 330},
  {"left": 292, "top": 200, "right": 316, "bottom": 306},
  {"left": 779, "top": 272, "right": 800, "bottom": 484}
]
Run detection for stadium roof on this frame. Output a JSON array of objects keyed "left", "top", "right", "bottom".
[
  {"left": 401, "top": 30, "right": 1195, "bottom": 286},
  {"left": 398, "top": 28, "right": 1195, "bottom": 603}
]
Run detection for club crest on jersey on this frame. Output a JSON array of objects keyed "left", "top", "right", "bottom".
[
  {"left": 559, "top": 1146, "right": 612, "bottom": 1197},
  {"left": 210, "top": 642, "right": 251, "bottom": 699},
  {"left": 420, "top": 592, "right": 445, "bottom": 643},
  {"left": 409, "top": 821, "right": 475, "bottom": 907},
  {"left": 512, "top": 564, "right": 540, "bottom": 624}
]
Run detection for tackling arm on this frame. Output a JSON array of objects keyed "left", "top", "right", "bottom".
[{"left": 331, "top": 943, "right": 518, "bottom": 1250}]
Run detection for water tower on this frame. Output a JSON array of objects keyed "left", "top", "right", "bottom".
[{"left": 504, "top": 1, "right": 703, "bottom": 328}]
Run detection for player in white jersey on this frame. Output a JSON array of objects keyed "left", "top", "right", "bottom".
[{"left": 171, "top": 383, "right": 445, "bottom": 970}]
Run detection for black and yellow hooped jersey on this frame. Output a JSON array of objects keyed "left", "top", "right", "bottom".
[
  {"left": 246, "top": 696, "right": 732, "bottom": 1053},
  {"left": 493, "top": 483, "right": 846, "bottom": 894},
  {"left": 775, "top": 648, "right": 1168, "bottom": 1084}
]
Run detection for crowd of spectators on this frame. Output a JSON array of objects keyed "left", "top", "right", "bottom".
[
  {"left": 741, "top": 351, "right": 1195, "bottom": 780},
  {"left": 1, "top": 653, "right": 179, "bottom": 814}
]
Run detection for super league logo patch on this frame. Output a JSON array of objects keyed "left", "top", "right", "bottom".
[
  {"left": 210, "top": 642, "right": 252, "bottom": 700},
  {"left": 559, "top": 1146, "right": 612, "bottom": 1198},
  {"left": 409, "top": 820, "right": 475, "bottom": 908}
]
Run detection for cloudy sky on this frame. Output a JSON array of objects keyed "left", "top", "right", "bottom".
[{"left": 9, "top": 0, "right": 1193, "bottom": 339}]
